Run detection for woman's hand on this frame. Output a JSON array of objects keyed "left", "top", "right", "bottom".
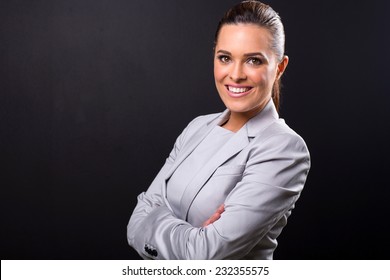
[{"left": 202, "top": 204, "right": 225, "bottom": 227}]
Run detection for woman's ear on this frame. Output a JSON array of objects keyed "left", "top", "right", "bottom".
[{"left": 276, "top": 55, "right": 289, "bottom": 80}]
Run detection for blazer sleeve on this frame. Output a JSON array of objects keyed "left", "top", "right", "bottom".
[
  {"left": 128, "top": 131, "right": 310, "bottom": 260},
  {"left": 127, "top": 115, "right": 208, "bottom": 255}
]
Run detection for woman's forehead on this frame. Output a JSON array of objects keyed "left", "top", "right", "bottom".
[{"left": 215, "top": 24, "right": 273, "bottom": 55}]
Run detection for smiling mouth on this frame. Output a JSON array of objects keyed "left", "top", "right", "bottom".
[
  {"left": 226, "top": 85, "right": 253, "bottom": 97},
  {"left": 227, "top": 86, "right": 252, "bottom": 93}
]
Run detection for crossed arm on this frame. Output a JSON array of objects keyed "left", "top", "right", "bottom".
[{"left": 127, "top": 128, "right": 310, "bottom": 260}]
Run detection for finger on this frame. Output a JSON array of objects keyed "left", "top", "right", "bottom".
[
  {"left": 202, "top": 219, "right": 211, "bottom": 227},
  {"left": 202, "top": 205, "right": 225, "bottom": 227},
  {"left": 216, "top": 204, "right": 225, "bottom": 213},
  {"left": 209, "top": 213, "right": 221, "bottom": 224},
  {"left": 202, "top": 213, "right": 220, "bottom": 227}
]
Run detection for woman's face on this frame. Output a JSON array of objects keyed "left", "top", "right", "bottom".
[{"left": 214, "top": 24, "right": 287, "bottom": 117}]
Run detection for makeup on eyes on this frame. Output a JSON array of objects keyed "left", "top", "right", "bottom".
[{"left": 215, "top": 50, "right": 268, "bottom": 65}]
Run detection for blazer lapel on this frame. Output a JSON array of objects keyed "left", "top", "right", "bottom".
[
  {"left": 160, "top": 110, "right": 230, "bottom": 210},
  {"left": 167, "top": 110, "right": 230, "bottom": 178},
  {"left": 178, "top": 126, "right": 250, "bottom": 219},
  {"left": 178, "top": 99, "right": 279, "bottom": 220}
]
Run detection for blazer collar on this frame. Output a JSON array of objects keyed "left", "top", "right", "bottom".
[
  {"left": 245, "top": 99, "right": 279, "bottom": 138},
  {"left": 210, "top": 98, "right": 279, "bottom": 138}
]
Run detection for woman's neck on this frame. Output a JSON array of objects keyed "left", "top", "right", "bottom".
[
  {"left": 221, "top": 102, "right": 268, "bottom": 132},
  {"left": 221, "top": 110, "right": 259, "bottom": 132}
]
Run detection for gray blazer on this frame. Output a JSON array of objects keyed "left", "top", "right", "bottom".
[{"left": 127, "top": 100, "right": 310, "bottom": 259}]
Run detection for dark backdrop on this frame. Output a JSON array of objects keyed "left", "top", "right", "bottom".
[{"left": 1, "top": 0, "right": 389, "bottom": 259}]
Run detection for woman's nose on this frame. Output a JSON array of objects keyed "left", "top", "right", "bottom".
[{"left": 229, "top": 63, "right": 247, "bottom": 82}]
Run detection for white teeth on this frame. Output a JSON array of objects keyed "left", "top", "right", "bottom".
[{"left": 228, "top": 86, "right": 250, "bottom": 93}]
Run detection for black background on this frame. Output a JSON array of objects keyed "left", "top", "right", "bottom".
[{"left": 1, "top": 0, "right": 389, "bottom": 259}]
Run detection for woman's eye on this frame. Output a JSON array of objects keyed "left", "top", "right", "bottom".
[
  {"left": 217, "top": 55, "right": 230, "bottom": 63},
  {"left": 247, "top": 57, "right": 263, "bottom": 65}
]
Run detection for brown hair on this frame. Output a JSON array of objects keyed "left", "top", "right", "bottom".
[{"left": 214, "top": 1, "right": 286, "bottom": 111}]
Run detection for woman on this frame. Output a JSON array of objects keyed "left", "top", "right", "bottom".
[{"left": 127, "top": 0, "right": 310, "bottom": 260}]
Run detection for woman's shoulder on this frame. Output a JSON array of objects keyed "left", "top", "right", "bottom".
[
  {"left": 264, "top": 118, "right": 303, "bottom": 139},
  {"left": 175, "top": 111, "right": 224, "bottom": 145},
  {"left": 185, "top": 111, "right": 223, "bottom": 129},
  {"left": 191, "top": 112, "right": 223, "bottom": 123},
  {"left": 252, "top": 118, "right": 310, "bottom": 156}
]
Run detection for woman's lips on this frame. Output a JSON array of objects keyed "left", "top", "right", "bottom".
[{"left": 226, "top": 85, "right": 253, "bottom": 98}]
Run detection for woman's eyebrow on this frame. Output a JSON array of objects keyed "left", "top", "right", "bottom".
[
  {"left": 216, "top": 49, "right": 267, "bottom": 58},
  {"left": 216, "top": 49, "right": 231, "bottom": 55},
  {"left": 243, "top": 52, "right": 266, "bottom": 58}
]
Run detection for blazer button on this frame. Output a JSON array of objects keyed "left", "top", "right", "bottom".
[{"left": 144, "top": 244, "right": 158, "bottom": 257}]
